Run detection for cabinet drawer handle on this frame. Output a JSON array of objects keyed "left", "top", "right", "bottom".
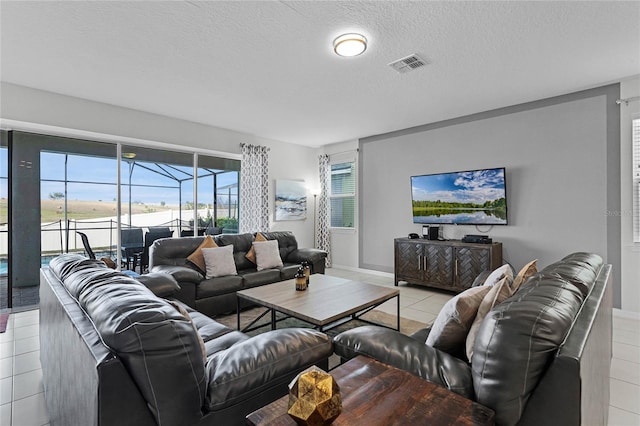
[
  {"left": 418, "top": 255, "right": 421, "bottom": 270},
  {"left": 424, "top": 256, "right": 427, "bottom": 270}
]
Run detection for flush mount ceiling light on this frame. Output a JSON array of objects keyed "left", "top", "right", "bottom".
[
  {"left": 333, "top": 33, "right": 367, "bottom": 57},
  {"left": 122, "top": 152, "right": 136, "bottom": 159}
]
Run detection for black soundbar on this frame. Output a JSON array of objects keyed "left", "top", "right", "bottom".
[{"left": 461, "top": 235, "right": 492, "bottom": 244}]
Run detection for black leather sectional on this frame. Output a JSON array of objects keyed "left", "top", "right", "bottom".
[
  {"left": 333, "top": 252, "right": 613, "bottom": 426},
  {"left": 39, "top": 254, "right": 333, "bottom": 426}
]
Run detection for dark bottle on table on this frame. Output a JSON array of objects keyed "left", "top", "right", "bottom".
[
  {"left": 294, "top": 267, "right": 307, "bottom": 291},
  {"left": 302, "top": 261, "right": 311, "bottom": 285}
]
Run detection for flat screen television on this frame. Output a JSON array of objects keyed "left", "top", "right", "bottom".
[{"left": 411, "top": 167, "right": 507, "bottom": 225}]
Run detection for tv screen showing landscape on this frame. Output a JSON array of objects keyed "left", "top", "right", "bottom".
[{"left": 411, "top": 167, "right": 507, "bottom": 225}]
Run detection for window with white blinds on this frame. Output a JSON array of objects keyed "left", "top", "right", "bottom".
[
  {"left": 330, "top": 161, "right": 356, "bottom": 228},
  {"left": 633, "top": 118, "right": 640, "bottom": 242}
]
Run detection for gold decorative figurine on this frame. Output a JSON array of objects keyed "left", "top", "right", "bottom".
[{"left": 287, "top": 367, "right": 342, "bottom": 425}]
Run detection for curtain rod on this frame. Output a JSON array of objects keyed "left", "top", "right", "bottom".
[{"left": 616, "top": 96, "right": 640, "bottom": 106}]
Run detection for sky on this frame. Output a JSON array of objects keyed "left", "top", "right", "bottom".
[
  {"left": 411, "top": 168, "right": 506, "bottom": 205},
  {"left": 0, "top": 150, "right": 238, "bottom": 204}
]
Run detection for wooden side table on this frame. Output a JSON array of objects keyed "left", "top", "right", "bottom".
[{"left": 246, "top": 356, "right": 494, "bottom": 426}]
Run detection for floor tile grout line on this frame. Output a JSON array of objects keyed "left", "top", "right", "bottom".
[
  {"left": 609, "top": 402, "right": 640, "bottom": 416},
  {"left": 10, "top": 390, "right": 45, "bottom": 404},
  {"left": 613, "top": 341, "right": 640, "bottom": 349},
  {"left": 612, "top": 356, "right": 640, "bottom": 365},
  {"left": 610, "top": 405, "right": 640, "bottom": 416},
  {"left": 612, "top": 341, "right": 640, "bottom": 347},
  {"left": 610, "top": 378, "right": 640, "bottom": 387},
  {"left": 610, "top": 376, "right": 640, "bottom": 385}
]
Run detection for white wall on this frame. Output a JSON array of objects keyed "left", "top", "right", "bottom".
[
  {"left": 266, "top": 139, "right": 319, "bottom": 248},
  {"left": 620, "top": 76, "right": 640, "bottom": 315},
  {"left": 0, "top": 82, "right": 319, "bottom": 247}
]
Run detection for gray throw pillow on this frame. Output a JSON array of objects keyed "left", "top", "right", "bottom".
[
  {"left": 202, "top": 245, "right": 238, "bottom": 278},
  {"left": 253, "top": 239, "right": 284, "bottom": 271},
  {"left": 426, "top": 285, "right": 491, "bottom": 354}
]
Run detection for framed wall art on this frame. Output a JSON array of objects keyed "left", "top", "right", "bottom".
[{"left": 275, "top": 179, "right": 307, "bottom": 221}]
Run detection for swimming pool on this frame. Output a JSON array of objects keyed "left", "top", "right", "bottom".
[{"left": 0, "top": 251, "right": 116, "bottom": 275}]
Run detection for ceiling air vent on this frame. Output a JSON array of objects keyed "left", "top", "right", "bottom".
[{"left": 388, "top": 54, "right": 427, "bottom": 74}]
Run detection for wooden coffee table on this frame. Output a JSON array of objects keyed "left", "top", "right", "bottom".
[
  {"left": 236, "top": 275, "right": 400, "bottom": 332},
  {"left": 246, "top": 356, "right": 495, "bottom": 426}
]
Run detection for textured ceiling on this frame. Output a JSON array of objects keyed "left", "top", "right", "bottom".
[{"left": 1, "top": 1, "right": 639, "bottom": 147}]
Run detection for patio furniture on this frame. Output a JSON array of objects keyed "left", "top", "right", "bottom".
[
  {"left": 148, "top": 226, "right": 171, "bottom": 233},
  {"left": 121, "top": 228, "right": 144, "bottom": 272},
  {"left": 180, "top": 228, "right": 206, "bottom": 237},
  {"left": 76, "top": 231, "right": 117, "bottom": 269},
  {"left": 205, "top": 226, "right": 223, "bottom": 235},
  {"left": 76, "top": 231, "right": 96, "bottom": 259}
]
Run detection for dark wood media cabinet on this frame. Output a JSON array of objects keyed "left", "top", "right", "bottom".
[{"left": 394, "top": 238, "right": 502, "bottom": 292}]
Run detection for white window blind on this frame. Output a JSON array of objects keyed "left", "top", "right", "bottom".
[
  {"left": 330, "top": 160, "right": 356, "bottom": 228},
  {"left": 633, "top": 118, "right": 640, "bottom": 242}
]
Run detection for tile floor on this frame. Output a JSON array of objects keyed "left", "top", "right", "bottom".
[{"left": 0, "top": 267, "right": 638, "bottom": 425}]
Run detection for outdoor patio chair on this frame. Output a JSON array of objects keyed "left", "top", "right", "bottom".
[
  {"left": 148, "top": 226, "right": 171, "bottom": 234},
  {"left": 121, "top": 228, "right": 144, "bottom": 272},
  {"left": 76, "top": 231, "right": 96, "bottom": 259},
  {"left": 204, "top": 226, "right": 223, "bottom": 235},
  {"left": 76, "top": 231, "right": 116, "bottom": 268}
]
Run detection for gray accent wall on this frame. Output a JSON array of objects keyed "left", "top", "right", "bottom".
[{"left": 359, "top": 84, "right": 621, "bottom": 307}]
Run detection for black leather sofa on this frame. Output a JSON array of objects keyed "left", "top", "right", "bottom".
[
  {"left": 40, "top": 254, "right": 333, "bottom": 426},
  {"left": 334, "top": 252, "right": 612, "bottom": 426},
  {"left": 149, "top": 231, "right": 327, "bottom": 316}
]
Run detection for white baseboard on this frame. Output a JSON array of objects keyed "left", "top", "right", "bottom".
[
  {"left": 328, "top": 264, "right": 394, "bottom": 279},
  {"left": 613, "top": 308, "right": 640, "bottom": 321}
]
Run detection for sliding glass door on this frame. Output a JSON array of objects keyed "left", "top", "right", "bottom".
[
  {"left": 197, "top": 155, "right": 240, "bottom": 234},
  {"left": 40, "top": 152, "right": 118, "bottom": 260},
  {"left": 6, "top": 131, "right": 240, "bottom": 309}
]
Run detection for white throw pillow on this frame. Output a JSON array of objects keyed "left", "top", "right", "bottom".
[
  {"left": 201, "top": 245, "right": 238, "bottom": 278},
  {"left": 253, "top": 239, "right": 284, "bottom": 271},
  {"left": 482, "top": 264, "right": 514, "bottom": 287}
]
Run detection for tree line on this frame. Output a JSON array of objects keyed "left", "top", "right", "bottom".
[{"left": 412, "top": 198, "right": 506, "bottom": 210}]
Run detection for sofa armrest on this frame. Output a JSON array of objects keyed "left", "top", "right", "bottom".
[
  {"left": 409, "top": 326, "right": 432, "bottom": 342},
  {"left": 288, "top": 248, "right": 328, "bottom": 274},
  {"left": 205, "top": 329, "right": 333, "bottom": 411},
  {"left": 333, "top": 326, "right": 473, "bottom": 398},
  {"left": 136, "top": 272, "right": 181, "bottom": 298},
  {"left": 150, "top": 264, "right": 203, "bottom": 283}
]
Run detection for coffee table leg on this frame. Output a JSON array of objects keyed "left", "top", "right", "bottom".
[
  {"left": 396, "top": 295, "right": 400, "bottom": 331},
  {"left": 271, "top": 309, "right": 276, "bottom": 330},
  {"left": 237, "top": 296, "right": 241, "bottom": 330}
]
